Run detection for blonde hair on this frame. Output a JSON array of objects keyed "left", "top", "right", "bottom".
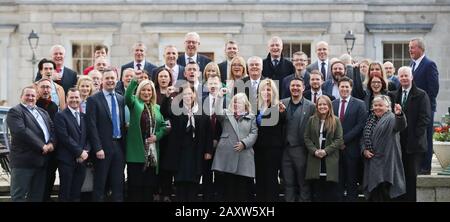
[
  {"left": 365, "top": 61, "right": 388, "bottom": 89},
  {"left": 135, "top": 79, "right": 157, "bottom": 105},
  {"left": 203, "top": 62, "right": 221, "bottom": 83},
  {"left": 76, "top": 75, "right": 94, "bottom": 97},
  {"left": 229, "top": 93, "right": 252, "bottom": 114},
  {"left": 228, "top": 56, "right": 248, "bottom": 80},
  {"left": 315, "top": 95, "right": 337, "bottom": 133},
  {"left": 258, "top": 79, "right": 279, "bottom": 110}
]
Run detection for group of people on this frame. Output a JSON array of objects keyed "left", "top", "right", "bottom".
[{"left": 6, "top": 32, "right": 439, "bottom": 202}]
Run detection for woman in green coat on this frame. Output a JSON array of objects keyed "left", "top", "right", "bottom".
[
  {"left": 304, "top": 95, "right": 343, "bottom": 202},
  {"left": 125, "top": 78, "right": 166, "bottom": 202}
]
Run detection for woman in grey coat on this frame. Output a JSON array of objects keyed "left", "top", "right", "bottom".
[
  {"left": 212, "top": 91, "right": 258, "bottom": 202},
  {"left": 362, "top": 95, "right": 407, "bottom": 201}
]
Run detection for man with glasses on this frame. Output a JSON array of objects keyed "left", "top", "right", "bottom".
[
  {"left": 177, "top": 32, "right": 211, "bottom": 72},
  {"left": 281, "top": 51, "right": 310, "bottom": 98}
]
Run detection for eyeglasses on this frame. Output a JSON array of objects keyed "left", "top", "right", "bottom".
[
  {"left": 371, "top": 81, "right": 382, "bottom": 85},
  {"left": 231, "top": 64, "right": 243, "bottom": 67},
  {"left": 185, "top": 40, "right": 198, "bottom": 45},
  {"left": 292, "top": 59, "right": 307, "bottom": 62}
]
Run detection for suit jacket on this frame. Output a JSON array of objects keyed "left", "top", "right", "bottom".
[
  {"left": 35, "top": 67, "right": 78, "bottom": 94},
  {"left": 177, "top": 53, "right": 212, "bottom": 72},
  {"left": 304, "top": 115, "right": 343, "bottom": 182},
  {"left": 389, "top": 83, "right": 431, "bottom": 153},
  {"left": 332, "top": 97, "right": 367, "bottom": 158},
  {"left": 262, "top": 53, "right": 295, "bottom": 84},
  {"left": 411, "top": 56, "right": 439, "bottom": 112},
  {"left": 202, "top": 94, "right": 225, "bottom": 155},
  {"left": 212, "top": 97, "right": 258, "bottom": 178},
  {"left": 6, "top": 104, "right": 55, "bottom": 168},
  {"left": 120, "top": 60, "right": 157, "bottom": 80},
  {"left": 54, "top": 108, "right": 88, "bottom": 166},
  {"left": 159, "top": 97, "right": 210, "bottom": 174},
  {"left": 86, "top": 90, "right": 126, "bottom": 155},
  {"left": 306, "top": 60, "right": 332, "bottom": 81},
  {"left": 281, "top": 71, "right": 311, "bottom": 99},
  {"left": 281, "top": 97, "right": 316, "bottom": 147},
  {"left": 303, "top": 90, "right": 335, "bottom": 103},
  {"left": 218, "top": 61, "right": 229, "bottom": 83}
]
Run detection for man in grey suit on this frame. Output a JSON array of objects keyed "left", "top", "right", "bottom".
[
  {"left": 281, "top": 77, "right": 316, "bottom": 202},
  {"left": 6, "top": 86, "right": 55, "bottom": 201},
  {"left": 307, "top": 41, "right": 332, "bottom": 81}
]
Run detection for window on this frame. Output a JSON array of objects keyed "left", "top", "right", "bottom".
[
  {"left": 72, "top": 42, "right": 101, "bottom": 75},
  {"left": 383, "top": 42, "right": 410, "bottom": 69},
  {"left": 282, "top": 42, "right": 312, "bottom": 63}
]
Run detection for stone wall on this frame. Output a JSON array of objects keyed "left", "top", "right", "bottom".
[{"left": 417, "top": 175, "right": 450, "bottom": 202}]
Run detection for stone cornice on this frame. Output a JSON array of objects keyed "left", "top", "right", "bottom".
[
  {"left": 365, "top": 23, "right": 434, "bottom": 33},
  {"left": 141, "top": 22, "right": 243, "bottom": 34}
]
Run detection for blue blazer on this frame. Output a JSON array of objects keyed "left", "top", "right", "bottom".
[
  {"left": 332, "top": 97, "right": 367, "bottom": 158},
  {"left": 54, "top": 108, "right": 88, "bottom": 166},
  {"left": 177, "top": 54, "right": 212, "bottom": 72},
  {"left": 86, "top": 91, "right": 126, "bottom": 154},
  {"left": 411, "top": 56, "right": 439, "bottom": 112},
  {"left": 120, "top": 60, "right": 157, "bottom": 80}
]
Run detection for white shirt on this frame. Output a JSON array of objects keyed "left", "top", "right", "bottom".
[
  {"left": 319, "top": 59, "right": 329, "bottom": 79},
  {"left": 68, "top": 106, "right": 80, "bottom": 126},
  {"left": 412, "top": 54, "right": 425, "bottom": 72},
  {"left": 402, "top": 86, "right": 412, "bottom": 102},
  {"left": 339, "top": 96, "right": 351, "bottom": 118},
  {"left": 102, "top": 89, "right": 121, "bottom": 137},
  {"left": 185, "top": 53, "right": 198, "bottom": 65},
  {"left": 332, "top": 82, "right": 341, "bottom": 100},
  {"left": 23, "top": 104, "right": 50, "bottom": 143},
  {"left": 311, "top": 89, "right": 323, "bottom": 103},
  {"left": 134, "top": 60, "right": 146, "bottom": 70},
  {"left": 165, "top": 64, "right": 180, "bottom": 85}
]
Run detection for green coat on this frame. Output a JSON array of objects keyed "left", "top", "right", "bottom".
[
  {"left": 304, "top": 115, "right": 343, "bottom": 183},
  {"left": 125, "top": 79, "right": 166, "bottom": 173}
]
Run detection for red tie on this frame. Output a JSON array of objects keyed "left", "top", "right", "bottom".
[
  {"left": 313, "top": 92, "right": 318, "bottom": 104},
  {"left": 56, "top": 67, "right": 62, "bottom": 73},
  {"left": 339, "top": 99, "right": 346, "bottom": 122}
]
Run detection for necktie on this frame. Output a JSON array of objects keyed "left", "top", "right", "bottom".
[
  {"left": 211, "top": 97, "right": 217, "bottom": 133},
  {"left": 188, "top": 57, "right": 194, "bottom": 63},
  {"left": 339, "top": 99, "right": 346, "bottom": 122},
  {"left": 75, "top": 111, "right": 80, "bottom": 126},
  {"left": 136, "top": 63, "right": 141, "bottom": 70},
  {"left": 411, "top": 62, "right": 416, "bottom": 72},
  {"left": 321, "top": 62, "right": 326, "bottom": 80},
  {"left": 110, "top": 93, "right": 120, "bottom": 138},
  {"left": 313, "top": 92, "right": 318, "bottom": 104},
  {"left": 402, "top": 90, "right": 408, "bottom": 108},
  {"left": 273, "top": 59, "right": 279, "bottom": 67},
  {"left": 56, "top": 68, "right": 62, "bottom": 73}
]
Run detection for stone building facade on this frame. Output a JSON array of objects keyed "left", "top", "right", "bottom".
[{"left": 0, "top": 0, "right": 449, "bottom": 117}]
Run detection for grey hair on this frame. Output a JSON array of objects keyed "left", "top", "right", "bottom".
[
  {"left": 410, "top": 37, "right": 425, "bottom": 51},
  {"left": 397, "top": 66, "right": 412, "bottom": 77},
  {"left": 372, "top": 95, "right": 392, "bottom": 112}
]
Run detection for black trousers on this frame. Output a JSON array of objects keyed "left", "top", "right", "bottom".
[
  {"left": 369, "top": 182, "right": 392, "bottom": 202},
  {"left": 255, "top": 147, "right": 282, "bottom": 202},
  {"left": 399, "top": 151, "right": 423, "bottom": 202},
  {"left": 218, "top": 172, "right": 253, "bottom": 202},
  {"left": 201, "top": 158, "right": 215, "bottom": 201},
  {"left": 175, "top": 181, "right": 198, "bottom": 202},
  {"left": 310, "top": 176, "right": 340, "bottom": 202},
  {"left": 127, "top": 163, "right": 158, "bottom": 202},
  {"left": 58, "top": 162, "right": 86, "bottom": 202},
  {"left": 338, "top": 151, "right": 362, "bottom": 202},
  {"left": 44, "top": 152, "right": 58, "bottom": 201}
]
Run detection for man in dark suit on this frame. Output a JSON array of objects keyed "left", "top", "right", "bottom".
[
  {"left": 409, "top": 38, "right": 440, "bottom": 175},
  {"left": 307, "top": 41, "right": 332, "bottom": 81},
  {"left": 332, "top": 77, "right": 367, "bottom": 201},
  {"left": 281, "top": 77, "right": 316, "bottom": 202},
  {"left": 121, "top": 41, "right": 157, "bottom": 80},
  {"left": 35, "top": 45, "right": 78, "bottom": 94},
  {"left": 153, "top": 45, "right": 185, "bottom": 85},
  {"left": 262, "top": 36, "right": 295, "bottom": 85},
  {"left": 282, "top": 51, "right": 311, "bottom": 99},
  {"left": 218, "top": 40, "right": 239, "bottom": 83},
  {"left": 6, "top": 86, "right": 55, "bottom": 201},
  {"left": 303, "top": 70, "right": 335, "bottom": 104},
  {"left": 389, "top": 66, "right": 431, "bottom": 201},
  {"left": 177, "top": 32, "right": 212, "bottom": 72},
  {"left": 54, "top": 88, "right": 89, "bottom": 202},
  {"left": 86, "top": 69, "right": 126, "bottom": 202},
  {"left": 242, "top": 56, "right": 264, "bottom": 112}
]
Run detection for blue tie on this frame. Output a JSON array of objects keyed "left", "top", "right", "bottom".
[
  {"left": 321, "top": 62, "right": 326, "bottom": 80},
  {"left": 411, "top": 61, "right": 416, "bottom": 73},
  {"left": 110, "top": 93, "right": 120, "bottom": 138}
]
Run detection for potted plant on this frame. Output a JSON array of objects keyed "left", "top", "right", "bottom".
[{"left": 433, "top": 117, "right": 450, "bottom": 170}]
